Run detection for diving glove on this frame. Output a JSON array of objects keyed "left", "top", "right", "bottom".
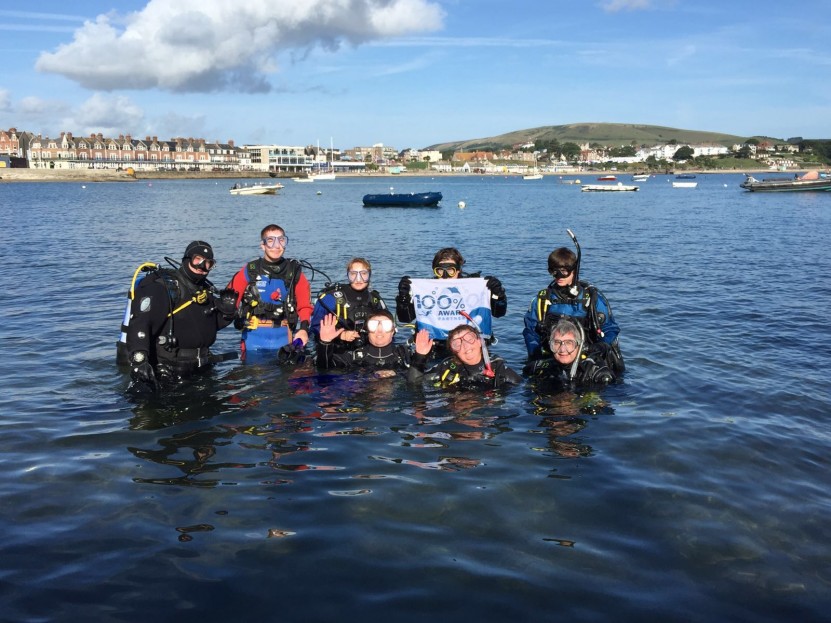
[
  {"left": 397, "top": 276, "right": 411, "bottom": 299},
  {"left": 485, "top": 276, "right": 505, "bottom": 299},
  {"left": 130, "top": 352, "right": 158, "bottom": 389},
  {"left": 216, "top": 288, "right": 239, "bottom": 318}
]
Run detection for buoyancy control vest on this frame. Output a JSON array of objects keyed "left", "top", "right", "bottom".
[
  {"left": 240, "top": 258, "right": 300, "bottom": 326},
  {"left": 117, "top": 263, "right": 213, "bottom": 364},
  {"left": 313, "top": 283, "right": 385, "bottom": 333},
  {"left": 535, "top": 280, "right": 605, "bottom": 343}
]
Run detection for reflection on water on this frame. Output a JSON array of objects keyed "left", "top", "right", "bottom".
[{"left": 2, "top": 176, "right": 831, "bottom": 621}]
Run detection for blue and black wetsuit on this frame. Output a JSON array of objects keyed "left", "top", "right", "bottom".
[
  {"left": 310, "top": 283, "right": 386, "bottom": 351},
  {"left": 523, "top": 280, "right": 621, "bottom": 364}
]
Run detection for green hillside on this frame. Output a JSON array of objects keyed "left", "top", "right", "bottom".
[{"left": 427, "top": 123, "right": 760, "bottom": 152}]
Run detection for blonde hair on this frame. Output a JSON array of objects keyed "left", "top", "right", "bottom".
[{"left": 347, "top": 257, "right": 371, "bottom": 272}]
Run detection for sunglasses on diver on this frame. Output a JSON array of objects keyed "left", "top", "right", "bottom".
[
  {"left": 347, "top": 269, "right": 370, "bottom": 282},
  {"left": 190, "top": 255, "right": 216, "bottom": 271},
  {"left": 433, "top": 264, "right": 459, "bottom": 278},
  {"left": 366, "top": 318, "right": 395, "bottom": 332},
  {"left": 262, "top": 235, "right": 288, "bottom": 248}
]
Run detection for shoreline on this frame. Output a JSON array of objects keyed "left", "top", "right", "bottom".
[{"left": 0, "top": 166, "right": 793, "bottom": 183}]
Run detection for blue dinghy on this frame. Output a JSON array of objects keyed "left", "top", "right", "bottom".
[{"left": 362, "top": 191, "right": 442, "bottom": 207}]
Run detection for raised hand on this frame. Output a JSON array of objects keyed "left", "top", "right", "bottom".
[
  {"left": 397, "top": 276, "right": 411, "bottom": 299},
  {"left": 318, "top": 314, "right": 343, "bottom": 343},
  {"left": 414, "top": 328, "right": 434, "bottom": 356}
]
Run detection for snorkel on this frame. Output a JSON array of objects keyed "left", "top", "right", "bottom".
[
  {"left": 569, "top": 323, "right": 586, "bottom": 381},
  {"left": 566, "top": 229, "right": 581, "bottom": 297},
  {"left": 458, "top": 310, "right": 495, "bottom": 378}
]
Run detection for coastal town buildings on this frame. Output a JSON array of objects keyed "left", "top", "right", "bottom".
[
  {"left": 0, "top": 128, "right": 33, "bottom": 167},
  {"left": 4, "top": 126, "right": 814, "bottom": 174}
]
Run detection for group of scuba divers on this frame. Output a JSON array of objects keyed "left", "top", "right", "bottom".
[{"left": 118, "top": 224, "right": 624, "bottom": 393}]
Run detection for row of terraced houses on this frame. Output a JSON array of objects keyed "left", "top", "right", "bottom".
[{"left": 0, "top": 128, "right": 445, "bottom": 174}]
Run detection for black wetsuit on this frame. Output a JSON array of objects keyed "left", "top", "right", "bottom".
[
  {"left": 124, "top": 266, "right": 235, "bottom": 380},
  {"left": 523, "top": 345, "right": 617, "bottom": 392},
  {"left": 408, "top": 353, "right": 522, "bottom": 390},
  {"left": 316, "top": 340, "right": 412, "bottom": 373}
]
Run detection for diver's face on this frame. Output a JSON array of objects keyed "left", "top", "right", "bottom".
[
  {"left": 449, "top": 330, "right": 481, "bottom": 366},
  {"left": 366, "top": 316, "right": 395, "bottom": 347},
  {"left": 261, "top": 229, "right": 287, "bottom": 261},
  {"left": 347, "top": 262, "right": 370, "bottom": 291},
  {"left": 551, "top": 264, "right": 576, "bottom": 287},
  {"left": 551, "top": 331, "right": 579, "bottom": 365}
]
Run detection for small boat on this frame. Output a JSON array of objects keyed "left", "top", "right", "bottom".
[
  {"left": 675, "top": 174, "right": 696, "bottom": 179},
  {"left": 672, "top": 181, "right": 698, "bottom": 188},
  {"left": 632, "top": 174, "right": 649, "bottom": 182},
  {"left": 524, "top": 154, "right": 542, "bottom": 180},
  {"left": 309, "top": 138, "right": 337, "bottom": 180},
  {"left": 292, "top": 176, "right": 315, "bottom": 183},
  {"left": 362, "top": 191, "right": 443, "bottom": 207},
  {"left": 597, "top": 175, "right": 617, "bottom": 181},
  {"left": 740, "top": 171, "right": 831, "bottom": 192},
  {"left": 581, "top": 183, "right": 638, "bottom": 192},
  {"left": 229, "top": 182, "right": 284, "bottom": 195}
]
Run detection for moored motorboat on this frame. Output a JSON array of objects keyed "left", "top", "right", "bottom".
[
  {"left": 740, "top": 171, "right": 831, "bottom": 192},
  {"left": 229, "top": 182, "right": 284, "bottom": 195},
  {"left": 523, "top": 173, "right": 543, "bottom": 180},
  {"left": 362, "top": 191, "right": 443, "bottom": 207},
  {"left": 632, "top": 174, "right": 649, "bottom": 182},
  {"left": 581, "top": 183, "right": 638, "bottom": 192},
  {"left": 597, "top": 175, "right": 617, "bottom": 181},
  {"left": 672, "top": 181, "right": 698, "bottom": 188},
  {"left": 675, "top": 174, "right": 696, "bottom": 179}
]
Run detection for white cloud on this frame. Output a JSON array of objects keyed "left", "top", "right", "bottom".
[
  {"left": 34, "top": 0, "right": 444, "bottom": 94},
  {"left": 666, "top": 43, "right": 697, "bottom": 66},
  {"left": 0, "top": 91, "right": 148, "bottom": 137},
  {"left": 152, "top": 111, "right": 208, "bottom": 140},
  {"left": 72, "top": 93, "right": 145, "bottom": 135},
  {"left": 601, "top": 0, "right": 662, "bottom": 12},
  {"left": 18, "top": 95, "right": 70, "bottom": 119}
]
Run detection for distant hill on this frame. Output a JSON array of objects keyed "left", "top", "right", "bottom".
[{"left": 427, "top": 123, "right": 767, "bottom": 152}]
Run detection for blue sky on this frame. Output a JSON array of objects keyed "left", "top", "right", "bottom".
[{"left": 1, "top": 0, "right": 828, "bottom": 150}]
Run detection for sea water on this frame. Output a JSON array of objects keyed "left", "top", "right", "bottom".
[{"left": 0, "top": 174, "right": 829, "bottom": 622}]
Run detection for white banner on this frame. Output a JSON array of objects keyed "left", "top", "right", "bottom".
[{"left": 409, "top": 278, "right": 492, "bottom": 340}]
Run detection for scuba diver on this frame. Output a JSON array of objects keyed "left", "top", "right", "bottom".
[
  {"left": 310, "top": 257, "right": 387, "bottom": 353},
  {"left": 315, "top": 309, "right": 414, "bottom": 377},
  {"left": 396, "top": 247, "right": 507, "bottom": 323},
  {"left": 228, "top": 224, "right": 314, "bottom": 359},
  {"left": 523, "top": 229, "right": 623, "bottom": 372},
  {"left": 118, "top": 241, "right": 238, "bottom": 390},
  {"left": 524, "top": 318, "right": 617, "bottom": 391},
  {"left": 408, "top": 322, "right": 521, "bottom": 390}
]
